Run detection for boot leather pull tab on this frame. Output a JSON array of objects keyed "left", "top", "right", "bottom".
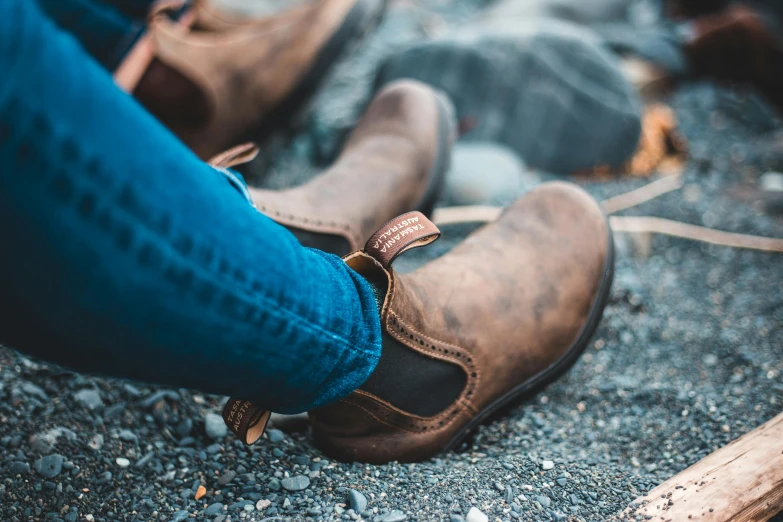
[
  {"left": 208, "top": 142, "right": 260, "bottom": 169},
  {"left": 222, "top": 398, "right": 271, "bottom": 445},
  {"left": 364, "top": 211, "right": 440, "bottom": 269}
]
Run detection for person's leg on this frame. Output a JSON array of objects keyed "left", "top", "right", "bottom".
[
  {"left": 34, "top": 0, "right": 148, "bottom": 70},
  {"left": 0, "top": 0, "right": 381, "bottom": 413},
  {"left": 99, "top": 0, "right": 158, "bottom": 20}
]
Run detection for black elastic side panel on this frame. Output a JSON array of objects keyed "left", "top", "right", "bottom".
[
  {"left": 361, "top": 331, "right": 466, "bottom": 417},
  {"left": 286, "top": 227, "right": 351, "bottom": 257},
  {"left": 356, "top": 271, "right": 466, "bottom": 417}
]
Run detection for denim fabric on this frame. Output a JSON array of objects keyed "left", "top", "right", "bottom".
[
  {"left": 0, "top": 0, "right": 382, "bottom": 413},
  {"left": 35, "top": 0, "right": 147, "bottom": 70},
  {"left": 100, "top": 0, "right": 159, "bottom": 20}
]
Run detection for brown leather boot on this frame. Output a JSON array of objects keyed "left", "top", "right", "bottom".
[
  {"left": 309, "top": 182, "right": 614, "bottom": 463},
  {"left": 116, "top": 0, "right": 386, "bottom": 160},
  {"left": 683, "top": 4, "right": 783, "bottom": 112},
  {"left": 248, "top": 80, "right": 456, "bottom": 256}
]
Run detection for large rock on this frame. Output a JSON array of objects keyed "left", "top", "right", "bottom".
[
  {"left": 377, "top": 19, "right": 642, "bottom": 174},
  {"left": 478, "top": 0, "right": 633, "bottom": 27}
]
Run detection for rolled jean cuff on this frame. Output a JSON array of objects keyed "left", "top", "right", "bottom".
[
  {"left": 109, "top": 21, "right": 145, "bottom": 71},
  {"left": 213, "top": 166, "right": 255, "bottom": 207}
]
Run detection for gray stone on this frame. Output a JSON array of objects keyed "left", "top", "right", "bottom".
[
  {"left": 204, "top": 503, "right": 224, "bottom": 516},
  {"left": 34, "top": 454, "right": 64, "bottom": 478},
  {"left": 541, "top": 460, "right": 555, "bottom": 470},
  {"left": 379, "top": 510, "right": 407, "bottom": 522},
  {"left": 348, "top": 489, "right": 367, "bottom": 513},
  {"left": 281, "top": 475, "right": 310, "bottom": 491},
  {"left": 138, "top": 390, "right": 180, "bottom": 408},
  {"left": 535, "top": 495, "right": 552, "bottom": 508},
  {"left": 466, "top": 507, "right": 488, "bottom": 522},
  {"left": 29, "top": 427, "right": 77, "bottom": 454},
  {"left": 266, "top": 429, "right": 285, "bottom": 443},
  {"left": 117, "top": 429, "right": 138, "bottom": 442},
  {"left": 446, "top": 143, "right": 536, "bottom": 206},
  {"left": 175, "top": 418, "right": 193, "bottom": 438},
  {"left": 761, "top": 172, "right": 783, "bottom": 192},
  {"left": 217, "top": 470, "right": 236, "bottom": 486},
  {"left": 29, "top": 435, "right": 54, "bottom": 454},
  {"left": 480, "top": 0, "right": 633, "bottom": 27},
  {"left": 74, "top": 389, "right": 104, "bottom": 410},
  {"left": 268, "top": 478, "right": 282, "bottom": 491},
  {"left": 170, "top": 510, "right": 190, "bottom": 522},
  {"left": 20, "top": 382, "right": 49, "bottom": 401},
  {"left": 292, "top": 455, "right": 310, "bottom": 466},
  {"left": 204, "top": 413, "right": 227, "bottom": 439},
  {"left": 377, "top": 19, "right": 641, "bottom": 174},
  {"left": 88, "top": 434, "right": 104, "bottom": 452},
  {"left": 8, "top": 461, "right": 30, "bottom": 475},
  {"left": 116, "top": 457, "right": 130, "bottom": 468}
]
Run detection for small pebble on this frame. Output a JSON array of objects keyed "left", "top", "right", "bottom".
[
  {"left": 34, "top": 454, "right": 64, "bottom": 478},
  {"left": 8, "top": 461, "right": 30, "bottom": 475},
  {"left": 170, "top": 511, "right": 189, "bottom": 522},
  {"left": 266, "top": 429, "right": 285, "bottom": 443},
  {"left": 204, "top": 413, "right": 227, "bottom": 439},
  {"left": 536, "top": 495, "right": 552, "bottom": 508},
  {"left": 281, "top": 475, "right": 310, "bottom": 492},
  {"left": 74, "top": 389, "right": 103, "bottom": 410},
  {"left": 379, "top": 510, "right": 407, "bottom": 522},
  {"left": 348, "top": 489, "right": 367, "bottom": 513},
  {"left": 466, "top": 507, "right": 488, "bottom": 522}
]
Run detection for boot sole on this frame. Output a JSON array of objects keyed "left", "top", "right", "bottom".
[
  {"left": 442, "top": 222, "right": 616, "bottom": 453},
  {"left": 242, "top": 0, "right": 388, "bottom": 155}
]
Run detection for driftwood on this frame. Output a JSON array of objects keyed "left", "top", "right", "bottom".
[
  {"left": 619, "top": 412, "right": 783, "bottom": 522},
  {"left": 601, "top": 174, "right": 683, "bottom": 214},
  {"left": 608, "top": 216, "right": 783, "bottom": 253},
  {"left": 431, "top": 176, "right": 783, "bottom": 253}
]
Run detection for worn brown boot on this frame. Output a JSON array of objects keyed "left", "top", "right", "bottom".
[
  {"left": 308, "top": 182, "right": 614, "bottom": 463},
  {"left": 248, "top": 80, "right": 456, "bottom": 256},
  {"left": 682, "top": 4, "right": 783, "bottom": 112},
  {"left": 116, "top": 0, "right": 386, "bottom": 160}
]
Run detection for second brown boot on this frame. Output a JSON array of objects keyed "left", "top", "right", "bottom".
[
  {"left": 249, "top": 80, "right": 456, "bottom": 256},
  {"left": 309, "top": 182, "right": 614, "bottom": 463},
  {"left": 682, "top": 4, "right": 783, "bottom": 112},
  {"left": 119, "top": 0, "right": 387, "bottom": 160}
]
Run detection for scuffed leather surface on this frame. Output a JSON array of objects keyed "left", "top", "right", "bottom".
[
  {"left": 311, "top": 182, "right": 611, "bottom": 463},
  {"left": 250, "top": 82, "right": 445, "bottom": 251}
]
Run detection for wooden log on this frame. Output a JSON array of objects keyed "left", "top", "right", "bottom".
[{"left": 620, "top": 412, "right": 783, "bottom": 521}]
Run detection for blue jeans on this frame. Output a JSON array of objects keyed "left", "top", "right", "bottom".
[
  {"left": 0, "top": 0, "right": 382, "bottom": 413},
  {"left": 35, "top": 0, "right": 155, "bottom": 70}
]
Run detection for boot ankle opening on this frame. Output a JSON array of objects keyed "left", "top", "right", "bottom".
[{"left": 134, "top": 59, "right": 210, "bottom": 128}]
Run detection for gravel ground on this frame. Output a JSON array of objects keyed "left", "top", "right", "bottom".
[{"left": 2, "top": 1, "right": 782, "bottom": 521}]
